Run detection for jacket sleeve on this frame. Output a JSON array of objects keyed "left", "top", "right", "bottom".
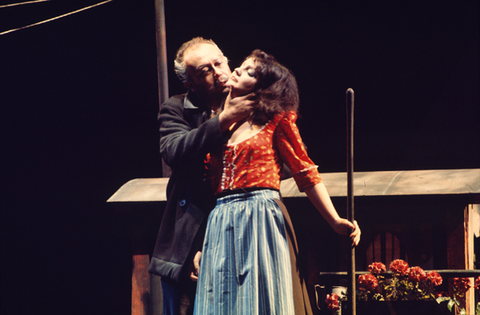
[{"left": 158, "top": 96, "right": 229, "bottom": 169}]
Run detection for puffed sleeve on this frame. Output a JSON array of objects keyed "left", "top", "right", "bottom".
[{"left": 274, "top": 111, "right": 322, "bottom": 191}]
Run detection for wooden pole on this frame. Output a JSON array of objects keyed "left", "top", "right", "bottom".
[
  {"left": 155, "top": 0, "right": 169, "bottom": 108},
  {"left": 128, "top": 2, "right": 171, "bottom": 315},
  {"left": 154, "top": 0, "right": 171, "bottom": 178},
  {"left": 346, "top": 88, "right": 356, "bottom": 315}
]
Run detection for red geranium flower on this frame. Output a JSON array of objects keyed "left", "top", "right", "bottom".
[
  {"left": 453, "top": 277, "right": 471, "bottom": 294},
  {"left": 358, "top": 273, "right": 379, "bottom": 291},
  {"left": 368, "top": 262, "right": 386, "bottom": 274},
  {"left": 426, "top": 271, "right": 443, "bottom": 286},
  {"left": 389, "top": 259, "right": 409, "bottom": 276},
  {"left": 474, "top": 276, "right": 480, "bottom": 290},
  {"left": 408, "top": 266, "right": 427, "bottom": 282},
  {"left": 325, "top": 293, "right": 340, "bottom": 311}
]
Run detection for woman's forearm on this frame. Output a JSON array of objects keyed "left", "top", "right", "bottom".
[
  {"left": 305, "top": 182, "right": 361, "bottom": 245},
  {"left": 304, "top": 182, "right": 341, "bottom": 228}
]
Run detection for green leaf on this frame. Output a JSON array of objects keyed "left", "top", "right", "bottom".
[
  {"left": 447, "top": 299, "right": 455, "bottom": 312},
  {"left": 436, "top": 296, "right": 450, "bottom": 303}
]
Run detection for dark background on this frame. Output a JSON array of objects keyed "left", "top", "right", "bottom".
[{"left": 1, "top": 0, "right": 478, "bottom": 314}]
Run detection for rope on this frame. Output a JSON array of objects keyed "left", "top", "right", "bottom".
[{"left": 0, "top": 0, "right": 113, "bottom": 36}]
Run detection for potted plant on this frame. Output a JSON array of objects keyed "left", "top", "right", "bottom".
[
  {"left": 352, "top": 259, "right": 478, "bottom": 315},
  {"left": 325, "top": 292, "right": 342, "bottom": 315}
]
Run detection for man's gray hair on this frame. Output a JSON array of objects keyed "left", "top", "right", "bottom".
[{"left": 174, "top": 37, "right": 224, "bottom": 83}]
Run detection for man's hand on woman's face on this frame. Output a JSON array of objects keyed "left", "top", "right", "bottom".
[{"left": 218, "top": 91, "right": 255, "bottom": 132}]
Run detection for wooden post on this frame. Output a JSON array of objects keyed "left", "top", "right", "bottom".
[
  {"left": 155, "top": 0, "right": 169, "bottom": 109},
  {"left": 446, "top": 204, "right": 476, "bottom": 314},
  {"left": 154, "top": 0, "right": 171, "bottom": 178},
  {"left": 346, "top": 88, "right": 356, "bottom": 315},
  {"left": 464, "top": 204, "right": 479, "bottom": 315},
  {"left": 128, "top": 1, "right": 171, "bottom": 314},
  {"left": 131, "top": 254, "right": 151, "bottom": 315}
]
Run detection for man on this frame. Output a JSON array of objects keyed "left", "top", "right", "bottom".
[
  {"left": 149, "top": 37, "right": 313, "bottom": 315},
  {"left": 149, "top": 37, "right": 253, "bottom": 315}
]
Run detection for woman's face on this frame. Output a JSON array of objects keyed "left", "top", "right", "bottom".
[{"left": 226, "top": 58, "right": 258, "bottom": 97}]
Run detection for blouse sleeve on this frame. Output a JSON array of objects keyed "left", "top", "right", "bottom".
[{"left": 274, "top": 111, "right": 322, "bottom": 191}]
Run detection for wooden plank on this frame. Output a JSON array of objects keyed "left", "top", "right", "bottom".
[
  {"left": 280, "top": 169, "right": 480, "bottom": 198},
  {"left": 107, "top": 178, "right": 168, "bottom": 203},
  {"left": 107, "top": 169, "right": 480, "bottom": 203}
]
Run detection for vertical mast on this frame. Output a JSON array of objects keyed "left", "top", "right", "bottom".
[
  {"left": 346, "top": 88, "right": 356, "bottom": 315},
  {"left": 154, "top": 0, "right": 171, "bottom": 177}
]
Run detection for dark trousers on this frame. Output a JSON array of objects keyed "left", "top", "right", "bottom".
[{"left": 161, "top": 278, "right": 196, "bottom": 315}]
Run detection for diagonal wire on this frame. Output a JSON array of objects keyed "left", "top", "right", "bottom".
[
  {"left": 0, "top": 0, "right": 113, "bottom": 36},
  {"left": 0, "top": 0, "right": 50, "bottom": 9}
]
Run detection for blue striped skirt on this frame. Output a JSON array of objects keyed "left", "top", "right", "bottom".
[{"left": 193, "top": 189, "right": 294, "bottom": 315}]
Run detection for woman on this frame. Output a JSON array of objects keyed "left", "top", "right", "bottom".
[{"left": 194, "top": 50, "right": 361, "bottom": 315}]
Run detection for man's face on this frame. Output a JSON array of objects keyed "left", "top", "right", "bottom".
[{"left": 184, "top": 43, "right": 232, "bottom": 99}]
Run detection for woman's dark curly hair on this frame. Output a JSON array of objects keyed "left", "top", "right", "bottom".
[{"left": 247, "top": 49, "right": 300, "bottom": 125}]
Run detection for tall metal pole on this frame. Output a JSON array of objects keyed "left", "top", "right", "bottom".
[
  {"left": 346, "top": 88, "right": 356, "bottom": 315},
  {"left": 154, "top": 0, "right": 171, "bottom": 178}
]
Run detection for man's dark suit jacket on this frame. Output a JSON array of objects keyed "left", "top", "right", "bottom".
[{"left": 149, "top": 91, "right": 229, "bottom": 284}]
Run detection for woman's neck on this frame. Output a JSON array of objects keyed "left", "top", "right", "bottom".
[{"left": 228, "top": 120, "right": 261, "bottom": 145}]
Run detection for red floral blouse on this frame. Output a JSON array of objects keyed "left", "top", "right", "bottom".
[{"left": 205, "top": 111, "right": 322, "bottom": 195}]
